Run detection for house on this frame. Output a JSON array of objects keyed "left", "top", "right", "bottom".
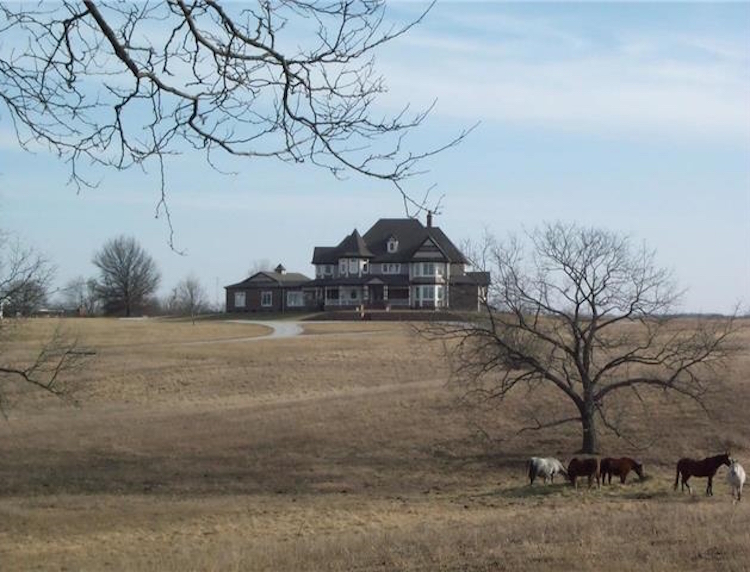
[
  {"left": 225, "top": 264, "right": 313, "bottom": 313},
  {"left": 308, "top": 214, "right": 490, "bottom": 311}
]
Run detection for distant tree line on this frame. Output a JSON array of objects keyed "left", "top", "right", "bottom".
[{"left": 3, "top": 234, "right": 214, "bottom": 320}]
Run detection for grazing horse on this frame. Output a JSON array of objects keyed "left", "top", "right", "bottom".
[
  {"left": 674, "top": 453, "right": 731, "bottom": 496},
  {"left": 527, "top": 457, "right": 567, "bottom": 485},
  {"left": 567, "top": 457, "right": 600, "bottom": 489},
  {"left": 727, "top": 459, "right": 746, "bottom": 502},
  {"left": 600, "top": 457, "right": 644, "bottom": 485}
]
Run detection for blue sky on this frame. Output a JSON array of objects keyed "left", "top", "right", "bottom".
[{"left": 1, "top": 1, "right": 748, "bottom": 313}]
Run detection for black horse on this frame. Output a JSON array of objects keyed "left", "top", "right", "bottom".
[{"left": 674, "top": 453, "right": 731, "bottom": 496}]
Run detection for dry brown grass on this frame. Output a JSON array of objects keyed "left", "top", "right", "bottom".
[{"left": 0, "top": 317, "right": 748, "bottom": 571}]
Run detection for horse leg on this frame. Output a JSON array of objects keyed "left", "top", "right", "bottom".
[
  {"left": 674, "top": 467, "right": 680, "bottom": 492},
  {"left": 620, "top": 472, "right": 627, "bottom": 485},
  {"left": 707, "top": 476, "right": 713, "bottom": 496},
  {"left": 684, "top": 476, "right": 692, "bottom": 495}
]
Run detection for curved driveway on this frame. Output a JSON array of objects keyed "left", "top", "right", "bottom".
[{"left": 224, "top": 320, "right": 304, "bottom": 339}]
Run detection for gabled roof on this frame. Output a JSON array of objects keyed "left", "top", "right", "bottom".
[
  {"left": 225, "top": 270, "right": 310, "bottom": 289},
  {"left": 312, "top": 218, "right": 469, "bottom": 265},
  {"left": 335, "top": 229, "right": 373, "bottom": 258},
  {"left": 362, "top": 218, "right": 467, "bottom": 263}
]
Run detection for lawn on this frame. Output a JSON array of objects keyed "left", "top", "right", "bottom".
[{"left": 0, "top": 317, "right": 748, "bottom": 571}]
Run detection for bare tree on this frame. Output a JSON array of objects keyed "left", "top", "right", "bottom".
[
  {"left": 167, "top": 274, "right": 209, "bottom": 324},
  {"left": 93, "top": 235, "right": 161, "bottom": 317},
  {"left": 247, "top": 259, "right": 273, "bottom": 276},
  {"left": 0, "top": 234, "right": 54, "bottom": 317},
  {"left": 0, "top": 1, "right": 471, "bottom": 241},
  {"left": 427, "top": 222, "right": 741, "bottom": 454},
  {"left": 0, "top": 236, "right": 91, "bottom": 413},
  {"left": 61, "top": 275, "right": 100, "bottom": 316}
]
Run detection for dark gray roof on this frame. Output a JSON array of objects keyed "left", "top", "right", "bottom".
[
  {"left": 225, "top": 270, "right": 311, "bottom": 289},
  {"left": 451, "top": 271, "right": 491, "bottom": 286},
  {"left": 312, "top": 247, "right": 337, "bottom": 264},
  {"left": 312, "top": 218, "right": 468, "bottom": 265},
  {"left": 336, "top": 229, "right": 373, "bottom": 258},
  {"left": 363, "top": 219, "right": 467, "bottom": 263}
]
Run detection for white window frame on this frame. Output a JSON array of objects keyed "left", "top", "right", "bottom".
[
  {"left": 421, "top": 285, "right": 435, "bottom": 300},
  {"left": 324, "top": 264, "right": 333, "bottom": 275},
  {"left": 261, "top": 291, "right": 273, "bottom": 307},
  {"left": 349, "top": 259, "right": 358, "bottom": 273},
  {"left": 339, "top": 259, "right": 347, "bottom": 275},
  {"left": 387, "top": 238, "right": 398, "bottom": 253},
  {"left": 436, "top": 285, "right": 444, "bottom": 301},
  {"left": 363, "top": 261, "right": 369, "bottom": 274},
  {"left": 383, "top": 263, "right": 401, "bottom": 275},
  {"left": 234, "top": 291, "right": 246, "bottom": 308}
]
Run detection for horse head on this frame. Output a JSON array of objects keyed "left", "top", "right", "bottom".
[
  {"left": 634, "top": 461, "right": 645, "bottom": 480},
  {"left": 722, "top": 452, "right": 732, "bottom": 467}
]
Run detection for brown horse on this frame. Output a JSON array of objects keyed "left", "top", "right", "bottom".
[
  {"left": 600, "top": 457, "right": 644, "bottom": 485},
  {"left": 567, "top": 457, "right": 600, "bottom": 489},
  {"left": 674, "top": 453, "right": 731, "bottom": 496}
]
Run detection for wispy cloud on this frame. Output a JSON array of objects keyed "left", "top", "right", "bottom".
[{"left": 379, "top": 8, "right": 750, "bottom": 140}]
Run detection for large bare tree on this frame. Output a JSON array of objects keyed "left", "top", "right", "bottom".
[
  {"left": 429, "top": 222, "right": 740, "bottom": 453},
  {"left": 0, "top": 1, "right": 469, "bottom": 239},
  {"left": 93, "top": 235, "right": 161, "bottom": 317}
]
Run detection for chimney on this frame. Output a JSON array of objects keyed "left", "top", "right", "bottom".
[
  {"left": 274, "top": 263, "right": 286, "bottom": 275},
  {"left": 426, "top": 210, "right": 433, "bottom": 228}
]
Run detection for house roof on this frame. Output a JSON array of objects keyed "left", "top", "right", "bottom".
[
  {"left": 335, "top": 229, "right": 374, "bottom": 258},
  {"left": 452, "top": 271, "right": 491, "bottom": 287},
  {"left": 225, "top": 270, "right": 311, "bottom": 289},
  {"left": 312, "top": 218, "right": 468, "bottom": 264}
]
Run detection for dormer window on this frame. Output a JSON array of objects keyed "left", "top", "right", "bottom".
[{"left": 387, "top": 237, "right": 399, "bottom": 253}]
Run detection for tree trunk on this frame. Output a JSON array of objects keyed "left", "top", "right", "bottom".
[{"left": 580, "top": 406, "right": 599, "bottom": 454}]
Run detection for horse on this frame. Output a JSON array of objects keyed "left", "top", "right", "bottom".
[
  {"left": 600, "top": 457, "right": 644, "bottom": 485},
  {"left": 567, "top": 457, "right": 600, "bottom": 489},
  {"left": 527, "top": 457, "right": 567, "bottom": 485},
  {"left": 673, "top": 453, "right": 731, "bottom": 496},
  {"left": 727, "top": 459, "right": 746, "bottom": 502}
]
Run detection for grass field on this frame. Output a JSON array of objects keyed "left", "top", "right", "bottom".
[{"left": 0, "top": 317, "right": 748, "bottom": 571}]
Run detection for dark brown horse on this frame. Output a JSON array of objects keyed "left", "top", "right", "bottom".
[
  {"left": 674, "top": 453, "right": 731, "bottom": 496},
  {"left": 567, "top": 457, "right": 600, "bottom": 489},
  {"left": 600, "top": 457, "right": 644, "bottom": 485}
]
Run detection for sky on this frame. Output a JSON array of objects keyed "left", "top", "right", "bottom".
[{"left": 1, "top": 1, "right": 748, "bottom": 313}]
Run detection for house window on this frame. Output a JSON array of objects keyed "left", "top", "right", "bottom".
[
  {"left": 436, "top": 285, "right": 444, "bottom": 301},
  {"left": 349, "top": 259, "right": 358, "bottom": 274},
  {"left": 387, "top": 237, "right": 398, "bottom": 253},
  {"left": 324, "top": 265, "right": 333, "bottom": 275},
  {"left": 350, "top": 289, "right": 359, "bottom": 300},
  {"left": 383, "top": 263, "right": 401, "bottom": 274},
  {"left": 363, "top": 261, "right": 369, "bottom": 274},
  {"left": 421, "top": 286, "right": 435, "bottom": 300},
  {"left": 287, "top": 291, "right": 304, "bottom": 307},
  {"left": 261, "top": 291, "right": 273, "bottom": 307},
  {"left": 339, "top": 259, "right": 347, "bottom": 275},
  {"left": 326, "top": 288, "right": 339, "bottom": 300},
  {"left": 234, "top": 291, "right": 246, "bottom": 308}
]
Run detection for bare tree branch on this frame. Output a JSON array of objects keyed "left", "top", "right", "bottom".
[
  {"left": 426, "top": 222, "right": 743, "bottom": 453},
  {"left": 0, "top": 1, "right": 474, "bottom": 244}
]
